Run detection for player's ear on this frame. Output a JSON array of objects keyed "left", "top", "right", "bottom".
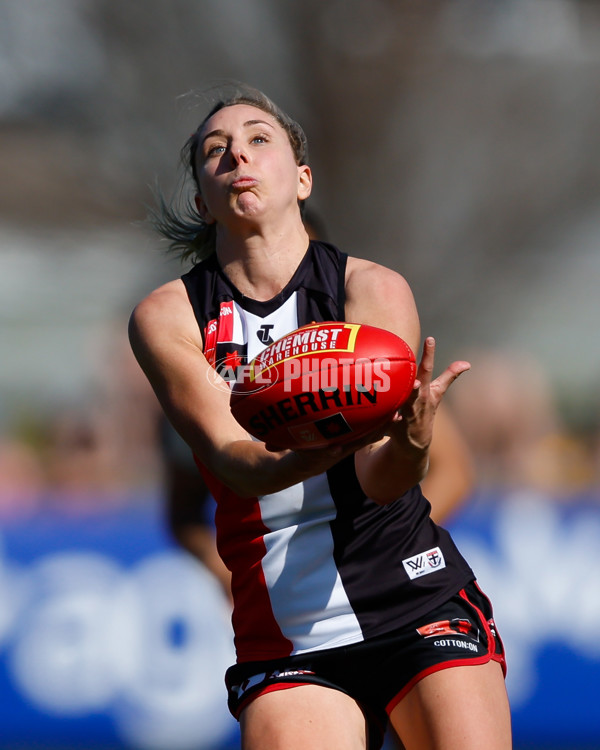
[
  {"left": 297, "top": 165, "right": 312, "bottom": 202},
  {"left": 194, "top": 193, "right": 216, "bottom": 225}
]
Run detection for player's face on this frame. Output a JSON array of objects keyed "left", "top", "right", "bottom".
[{"left": 194, "top": 104, "right": 311, "bottom": 227}]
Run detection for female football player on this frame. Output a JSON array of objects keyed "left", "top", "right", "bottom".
[{"left": 129, "top": 83, "right": 510, "bottom": 750}]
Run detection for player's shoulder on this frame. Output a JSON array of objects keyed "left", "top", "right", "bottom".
[
  {"left": 129, "top": 278, "right": 195, "bottom": 344},
  {"left": 132, "top": 278, "right": 188, "bottom": 319},
  {"left": 344, "top": 256, "right": 419, "bottom": 351},
  {"left": 345, "top": 256, "right": 413, "bottom": 297}
]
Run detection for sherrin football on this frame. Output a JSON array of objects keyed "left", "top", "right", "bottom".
[{"left": 230, "top": 321, "right": 417, "bottom": 450}]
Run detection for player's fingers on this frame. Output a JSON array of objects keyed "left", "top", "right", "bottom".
[
  {"left": 431, "top": 360, "right": 471, "bottom": 398},
  {"left": 398, "top": 380, "right": 421, "bottom": 415},
  {"left": 416, "top": 336, "right": 435, "bottom": 387}
]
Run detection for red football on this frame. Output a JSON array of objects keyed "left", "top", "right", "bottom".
[{"left": 230, "top": 321, "right": 417, "bottom": 450}]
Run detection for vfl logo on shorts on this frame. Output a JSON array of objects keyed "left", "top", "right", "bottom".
[{"left": 402, "top": 546, "right": 446, "bottom": 580}]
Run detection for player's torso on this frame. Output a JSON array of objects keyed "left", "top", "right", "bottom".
[{"left": 183, "top": 242, "right": 474, "bottom": 662}]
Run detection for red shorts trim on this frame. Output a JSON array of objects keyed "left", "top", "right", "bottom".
[{"left": 385, "top": 653, "right": 500, "bottom": 715}]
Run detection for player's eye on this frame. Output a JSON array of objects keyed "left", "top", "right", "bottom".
[
  {"left": 251, "top": 133, "right": 269, "bottom": 145},
  {"left": 205, "top": 143, "right": 226, "bottom": 157}
]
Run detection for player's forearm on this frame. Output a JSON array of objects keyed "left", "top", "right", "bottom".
[
  {"left": 356, "top": 437, "right": 429, "bottom": 505},
  {"left": 204, "top": 439, "right": 327, "bottom": 498}
]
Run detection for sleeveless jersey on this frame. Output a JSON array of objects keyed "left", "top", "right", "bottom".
[{"left": 182, "top": 241, "right": 474, "bottom": 663}]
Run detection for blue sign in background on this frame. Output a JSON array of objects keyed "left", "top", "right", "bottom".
[{"left": 1, "top": 490, "right": 599, "bottom": 749}]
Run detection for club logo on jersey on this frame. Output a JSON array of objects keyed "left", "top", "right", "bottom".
[{"left": 402, "top": 546, "right": 446, "bottom": 580}]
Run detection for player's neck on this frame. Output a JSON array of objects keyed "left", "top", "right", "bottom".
[{"left": 216, "top": 222, "right": 309, "bottom": 302}]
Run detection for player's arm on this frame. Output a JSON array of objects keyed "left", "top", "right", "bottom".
[
  {"left": 162, "top": 427, "right": 233, "bottom": 599},
  {"left": 422, "top": 402, "right": 475, "bottom": 523},
  {"left": 129, "top": 280, "right": 356, "bottom": 498},
  {"left": 344, "top": 257, "right": 470, "bottom": 505}
]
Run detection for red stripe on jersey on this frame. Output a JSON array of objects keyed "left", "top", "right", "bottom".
[
  {"left": 218, "top": 300, "right": 235, "bottom": 341},
  {"left": 203, "top": 318, "right": 218, "bottom": 366},
  {"left": 198, "top": 302, "right": 291, "bottom": 658},
  {"left": 195, "top": 458, "right": 294, "bottom": 661},
  {"left": 203, "top": 301, "right": 235, "bottom": 366}
]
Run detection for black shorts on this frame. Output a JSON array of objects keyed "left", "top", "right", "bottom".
[{"left": 225, "top": 580, "right": 506, "bottom": 750}]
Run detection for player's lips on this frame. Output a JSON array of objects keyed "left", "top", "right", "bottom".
[{"left": 230, "top": 175, "right": 257, "bottom": 191}]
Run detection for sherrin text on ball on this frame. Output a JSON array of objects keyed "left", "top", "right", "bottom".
[{"left": 230, "top": 321, "right": 417, "bottom": 449}]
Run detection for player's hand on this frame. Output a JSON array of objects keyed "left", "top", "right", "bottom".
[
  {"left": 389, "top": 336, "right": 470, "bottom": 451},
  {"left": 265, "top": 422, "right": 390, "bottom": 474}
]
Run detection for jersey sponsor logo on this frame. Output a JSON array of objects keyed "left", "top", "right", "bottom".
[
  {"left": 402, "top": 546, "right": 446, "bottom": 580},
  {"left": 256, "top": 324, "right": 275, "bottom": 345}
]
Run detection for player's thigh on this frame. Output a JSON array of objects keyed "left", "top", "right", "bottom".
[
  {"left": 240, "top": 683, "right": 369, "bottom": 750},
  {"left": 389, "top": 661, "right": 511, "bottom": 750}
]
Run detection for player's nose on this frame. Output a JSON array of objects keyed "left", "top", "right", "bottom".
[{"left": 230, "top": 142, "right": 250, "bottom": 165}]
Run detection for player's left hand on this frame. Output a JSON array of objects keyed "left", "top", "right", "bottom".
[{"left": 388, "top": 336, "right": 470, "bottom": 452}]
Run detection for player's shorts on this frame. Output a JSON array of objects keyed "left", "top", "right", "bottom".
[{"left": 225, "top": 580, "right": 506, "bottom": 750}]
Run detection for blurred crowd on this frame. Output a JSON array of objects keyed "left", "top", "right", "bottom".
[
  {"left": 447, "top": 348, "right": 599, "bottom": 494},
  {"left": 0, "top": 321, "right": 164, "bottom": 518}
]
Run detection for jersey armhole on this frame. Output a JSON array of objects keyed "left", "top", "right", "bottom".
[{"left": 181, "top": 270, "right": 207, "bottom": 350}]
